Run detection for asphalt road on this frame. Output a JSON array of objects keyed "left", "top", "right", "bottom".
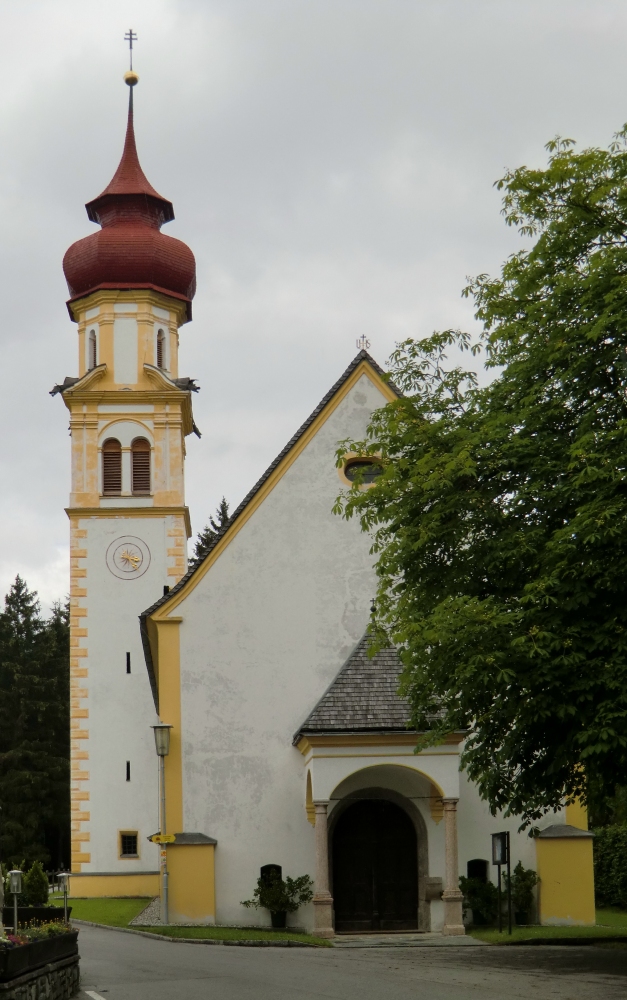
[{"left": 77, "top": 924, "right": 627, "bottom": 1000}]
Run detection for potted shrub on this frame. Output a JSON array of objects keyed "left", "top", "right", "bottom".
[
  {"left": 242, "top": 871, "right": 313, "bottom": 928},
  {"left": 458, "top": 876, "right": 499, "bottom": 926},
  {"left": 503, "top": 862, "right": 540, "bottom": 924}
]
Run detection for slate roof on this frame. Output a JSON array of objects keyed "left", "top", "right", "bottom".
[
  {"left": 139, "top": 350, "right": 400, "bottom": 710},
  {"left": 294, "top": 633, "right": 412, "bottom": 740}
]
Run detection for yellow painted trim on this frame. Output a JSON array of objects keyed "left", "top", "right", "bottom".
[
  {"left": 326, "top": 760, "right": 446, "bottom": 799},
  {"left": 535, "top": 837, "right": 595, "bottom": 925},
  {"left": 155, "top": 619, "right": 183, "bottom": 834},
  {"left": 66, "top": 507, "right": 192, "bottom": 538},
  {"left": 118, "top": 830, "right": 140, "bottom": 860},
  {"left": 150, "top": 359, "right": 397, "bottom": 624},
  {"left": 337, "top": 452, "right": 383, "bottom": 489},
  {"left": 565, "top": 800, "right": 588, "bottom": 831},
  {"left": 297, "top": 732, "right": 464, "bottom": 753},
  {"left": 305, "top": 771, "right": 315, "bottom": 826},
  {"left": 167, "top": 844, "right": 216, "bottom": 924},
  {"left": 67, "top": 873, "right": 159, "bottom": 898},
  {"left": 69, "top": 288, "right": 189, "bottom": 329}
]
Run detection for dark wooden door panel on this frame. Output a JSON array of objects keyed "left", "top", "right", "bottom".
[{"left": 333, "top": 799, "right": 418, "bottom": 932}]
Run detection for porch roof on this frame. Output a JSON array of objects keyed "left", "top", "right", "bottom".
[{"left": 294, "top": 633, "right": 411, "bottom": 740}]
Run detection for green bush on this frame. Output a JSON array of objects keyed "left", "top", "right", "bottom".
[
  {"left": 459, "top": 876, "right": 499, "bottom": 924},
  {"left": 241, "top": 872, "right": 313, "bottom": 914},
  {"left": 22, "top": 861, "right": 49, "bottom": 907},
  {"left": 593, "top": 824, "right": 627, "bottom": 907},
  {"left": 503, "top": 862, "right": 540, "bottom": 917}
]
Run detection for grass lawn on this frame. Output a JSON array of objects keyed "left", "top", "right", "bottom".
[
  {"left": 51, "top": 897, "right": 329, "bottom": 946},
  {"left": 50, "top": 897, "right": 151, "bottom": 927},
  {"left": 141, "top": 926, "right": 331, "bottom": 946},
  {"left": 469, "top": 908, "right": 627, "bottom": 944}
]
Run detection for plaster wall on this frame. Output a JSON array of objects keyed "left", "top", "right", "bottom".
[
  {"left": 113, "top": 317, "right": 138, "bottom": 385},
  {"left": 80, "top": 514, "right": 178, "bottom": 874},
  {"left": 177, "top": 374, "right": 386, "bottom": 927}
]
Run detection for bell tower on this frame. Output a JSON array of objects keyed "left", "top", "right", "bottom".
[{"left": 53, "top": 70, "right": 198, "bottom": 891}]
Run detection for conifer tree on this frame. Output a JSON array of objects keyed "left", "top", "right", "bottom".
[
  {"left": 191, "top": 498, "right": 230, "bottom": 566},
  {"left": 0, "top": 578, "right": 69, "bottom": 868}
]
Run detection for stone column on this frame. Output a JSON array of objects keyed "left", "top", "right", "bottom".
[
  {"left": 312, "top": 801, "right": 334, "bottom": 938},
  {"left": 441, "top": 797, "right": 465, "bottom": 935}
]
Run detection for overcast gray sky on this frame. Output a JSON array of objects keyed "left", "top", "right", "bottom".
[{"left": 1, "top": 0, "right": 626, "bottom": 610}]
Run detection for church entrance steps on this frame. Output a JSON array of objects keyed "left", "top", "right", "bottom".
[{"left": 332, "top": 932, "right": 487, "bottom": 947}]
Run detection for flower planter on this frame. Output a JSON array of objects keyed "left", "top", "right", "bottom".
[
  {"left": 1, "top": 907, "right": 71, "bottom": 927},
  {"left": 0, "top": 932, "right": 78, "bottom": 983},
  {"left": 270, "top": 911, "right": 287, "bottom": 929}
]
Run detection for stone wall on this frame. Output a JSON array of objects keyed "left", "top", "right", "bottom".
[{"left": 0, "top": 955, "right": 79, "bottom": 1000}]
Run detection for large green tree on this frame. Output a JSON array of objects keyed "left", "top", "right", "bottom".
[
  {"left": 336, "top": 132, "right": 627, "bottom": 826},
  {"left": 0, "top": 578, "right": 69, "bottom": 867}
]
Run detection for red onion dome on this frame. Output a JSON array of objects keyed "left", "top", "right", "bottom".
[{"left": 63, "top": 85, "right": 196, "bottom": 320}]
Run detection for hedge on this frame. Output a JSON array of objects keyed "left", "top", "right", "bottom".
[{"left": 593, "top": 824, "right": 627, "bottom": 907}]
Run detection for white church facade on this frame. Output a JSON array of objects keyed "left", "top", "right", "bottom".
[{"left": 55, "top": 73, "right": 595, "bottom": 935}]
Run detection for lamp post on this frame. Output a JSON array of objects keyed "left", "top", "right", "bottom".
[
  {"left": 58, "top": 872, "right": 71, "bottom": 924},
  {"left": 8, "top": 870, "right": 22, "bottom": 935},
  {"left": 152, "top": 723, "right": 172, "bottom": 925},
  {"left": 491, "top": 831, "right": 512, "bottom": 935}
]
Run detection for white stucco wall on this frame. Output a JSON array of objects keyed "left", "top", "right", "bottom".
[
  {"left": 82, "top": 515, "right": 174, "bottom": 873},
  {"left": 170, "top": 369, "right": 554, "bottom": 930},
  {"left": 177, "top": 374, "right": 386, "bottom": 926}
]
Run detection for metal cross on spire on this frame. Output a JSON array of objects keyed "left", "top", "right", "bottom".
[{"left": 124, "top": 28, "right": 138, "bottom": 70}]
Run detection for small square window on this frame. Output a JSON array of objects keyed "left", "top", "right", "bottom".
[{"left": 120, "top": 832, "right": 138, "bottom": 857}]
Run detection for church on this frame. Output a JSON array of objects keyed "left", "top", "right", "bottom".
[{"left": 54, "top": 71, "right": 595, "bottom": 936}]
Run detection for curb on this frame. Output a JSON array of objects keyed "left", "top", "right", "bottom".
[
  {"left": 491, "top": 936, "right": 627, "bottom": 947},
  {"left": 70, "top": 919, "right": 324, "bottom": 947}
]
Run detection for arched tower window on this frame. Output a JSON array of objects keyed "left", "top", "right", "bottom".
[
  {"left": 88, "top": 329, "right": 97, "bottom": 370},
  {"left": 156, "top": 329, "right": 166, "bottom": 369},
  {"left": 131, "top": 437, "right": 151, "bottom": 495},
  {"left": 102, "top": 439, "right": 122, "bottom": 495}
]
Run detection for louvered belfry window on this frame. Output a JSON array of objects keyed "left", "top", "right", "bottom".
[
  {"left": 88, "top": 330, "right": 97, "bottom": 369},
  {"left": 156, "top": 329, "right": 165, "bottom": 369},
  {"left": 131, "top": 437, "right": 151, "bottom": 495},
  {"left": 102, "top": 438, "right": 122, "bottom": 495}
]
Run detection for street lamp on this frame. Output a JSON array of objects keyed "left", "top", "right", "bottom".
[
  {"left": 491, "top": 831, "right": 512, "bottom": 935},
  {"left": 151, "top": 723, "right": 172, "bottom": 924},
  {"left": 58, "top": 872, "right": 71, "bottom": 924},
  {"left": 8, "top": 870, "right": 22, "bottom": 934}
]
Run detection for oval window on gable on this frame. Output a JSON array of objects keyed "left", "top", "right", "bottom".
[{"left": 344, "top": 459, "right": 383, "bottom": 484}]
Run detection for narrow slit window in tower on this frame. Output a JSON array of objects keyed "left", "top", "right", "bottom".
[
  {"left": 156, "top": 328, "right": 166, "bottom": 369},
  {"left": 126, "top": 761, "right": 131, "bottom": 782},
  {"left": 131, "top": 437, "right": 151, "bottom": 495},
  {"left": 126, "top": 652, "right": 131, "bottom": 674},
  {"left": 102, "top": 438, "right": 122, "bottom": 495},
  {"left": 88, "top": 329, "right": 97, "bottom": 369}
]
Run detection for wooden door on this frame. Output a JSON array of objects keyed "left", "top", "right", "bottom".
[{"left": 332, "top": 799, "right": 418, "bottom": 932}]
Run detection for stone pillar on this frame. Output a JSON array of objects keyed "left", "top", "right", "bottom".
[
  {"left": 441, "top": 797, "right": 465, "bottom": 935},
  {"left": 312, "top": 801, "right": 334, "bottom": 938}
]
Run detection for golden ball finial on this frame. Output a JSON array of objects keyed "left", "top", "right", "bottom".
[{"left": 124, "top": 70, "right": 139, "bottom": 87}]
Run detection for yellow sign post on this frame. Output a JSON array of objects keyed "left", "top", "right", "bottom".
[{"left": 149, "top": 833, "right": 176, "bottom": 844}]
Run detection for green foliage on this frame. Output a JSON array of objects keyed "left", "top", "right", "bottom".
[
  {"left": 0, "top": 579, "right": 70, "bottom": 867},
  {"left": 593, "top": 824, "right": 627, "bottom": 907},
  {"left": 502, "top": 861, "right": 540, "bottom": 915},
  {"left": 191, "top": 498, "right": 230, "bottom": 566},
  {"left": 458, "top": 876, "right": 499, "bottom": 924},
  {"left": 241, "top": 872, "right": 314, "bottom": 913},
  {"left": 336, "top": 129, "right": 627, "bottom": 824},
  {"left": 1, "top": 922, "right": 71, "bottom": 948},
  {"left": 22, "top": 861, "right": 49, "bottom": 907}
]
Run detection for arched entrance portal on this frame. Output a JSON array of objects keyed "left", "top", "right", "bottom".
[{"left": 332, "top": 799, "right": 418, "bottom": 932}]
